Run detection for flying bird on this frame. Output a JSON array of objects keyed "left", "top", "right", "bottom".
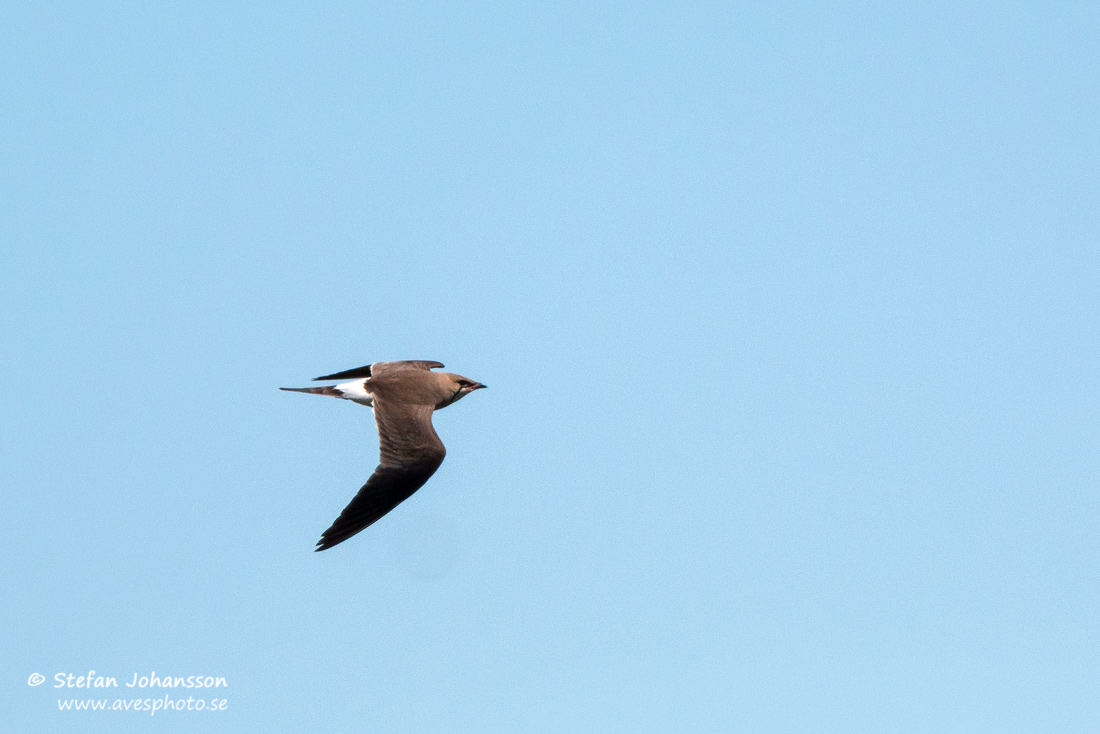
[{"left": 281, "top": 360, "right": 486, "bottom": 551}]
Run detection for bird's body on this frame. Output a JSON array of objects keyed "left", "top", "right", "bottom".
[{"left": 281, "top": 360, "right": 485, "bottom": 551}]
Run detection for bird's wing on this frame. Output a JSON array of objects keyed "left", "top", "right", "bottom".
[
  {"left": 313, "top": 364, "right": 373, "bottom": 381},
  {"left": 373, "top": 360, "right": 445, "bottom": 375},
  {"left": 315, "top": 397, "right": 446, "bottom": 551},
  {"left": 314, "top": 360, "right": 444, "bottom": 381}
]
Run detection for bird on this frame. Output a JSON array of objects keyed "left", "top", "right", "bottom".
[{"left": 281, "top": 360, "right": 486, "bottom": 551}]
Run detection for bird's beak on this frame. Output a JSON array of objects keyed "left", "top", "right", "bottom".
[{"left": 472, "top": 382, "right": 487, "bottom": 390}]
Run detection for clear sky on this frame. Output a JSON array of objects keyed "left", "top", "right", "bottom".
[{"left": 2, "top": 1, "right": 1098, "bottom": 732}]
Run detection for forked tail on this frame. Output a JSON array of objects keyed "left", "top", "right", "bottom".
[{"left": 279, "top": 386, "right": 344, "bottom": 397}]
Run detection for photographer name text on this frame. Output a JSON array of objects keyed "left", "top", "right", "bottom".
[{"left": 53, "top": 670, "right": 227, "bottom": 689}]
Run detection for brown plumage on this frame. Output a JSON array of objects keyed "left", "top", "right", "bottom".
[{"left": 281, "top": 360, "right": 486, "bottom": 551}]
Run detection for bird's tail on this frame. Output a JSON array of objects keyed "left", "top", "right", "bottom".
[{"left": 279, "top": 386, "right": 344, "bottom": 397}]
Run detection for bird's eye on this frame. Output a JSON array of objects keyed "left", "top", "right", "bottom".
[{"left": 457, "top": 380, "right": 472, "bottom": 387}]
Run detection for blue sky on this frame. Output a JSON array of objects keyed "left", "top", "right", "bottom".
[{"left": 2, "top": 1, "right": 1098, "bottom": 731}]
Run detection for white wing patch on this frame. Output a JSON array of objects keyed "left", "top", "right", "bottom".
[{"left": 335, "top": 379, "right": 374, "bottom": 406}]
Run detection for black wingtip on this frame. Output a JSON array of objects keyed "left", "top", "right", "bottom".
[
  {"left": 313, "top": 364, "right": 373, "bottom": 381},
  {"left": 314, "top": 535, "right": 344, "bottom": 552}
]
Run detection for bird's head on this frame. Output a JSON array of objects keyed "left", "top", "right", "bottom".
[{"left": 436, "top": 373, "right": 487, "bottom": 409}]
